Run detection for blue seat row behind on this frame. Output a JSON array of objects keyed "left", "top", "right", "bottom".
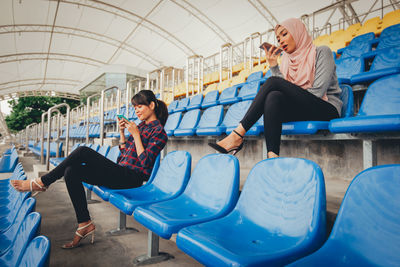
[{"left": 0, "top": 159, "right": 50, "bottom": 267}]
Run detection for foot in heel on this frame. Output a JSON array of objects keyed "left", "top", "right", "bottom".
[
  {"left": 208, "top": 129, "right": 244, "bottom": 155},
  {"left": 62, "top": 221, "right": 96, "bottom": 249}
]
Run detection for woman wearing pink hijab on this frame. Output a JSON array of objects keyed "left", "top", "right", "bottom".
[{"left": 209, "top": 18, "right": 342, "bottom": 158}]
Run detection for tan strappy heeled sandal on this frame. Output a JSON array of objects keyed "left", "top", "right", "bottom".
[
  {"left": 62, "top": 221, "right": 96, "bottom": 249},
  {"left": 10, "top": 178, "right": 47, "bottom": 197}
]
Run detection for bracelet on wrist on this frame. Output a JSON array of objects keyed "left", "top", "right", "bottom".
[{"left": 119, "top": 141, "right": 126, "bottom": 145}]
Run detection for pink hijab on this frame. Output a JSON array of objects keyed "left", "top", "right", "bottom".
[{"left": 275, "top": 18, "right": 316, "bottom": 90}]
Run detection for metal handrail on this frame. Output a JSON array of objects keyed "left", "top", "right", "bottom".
[
  {"left": 46, "top": 103, "right": 71, "bottom": 171},
  {"left": 86, "top": 93, "right": 101, "bottom": 144},
  {"left": 100, "top": 86, "right": 119, "bottom": 145}
]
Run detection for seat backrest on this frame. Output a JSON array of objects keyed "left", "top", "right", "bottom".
[
  {"left": 329, "top": 165, "right": 400, "bottom": 265},
  {"left": 168, "top": 100, "right": 179, "bottom": 113},
  {"left": 0, "top": 212, "right": 41, "bottom": 267},
  {"left": 9, "top": 149, "right": 19, "bottom": 170},
  {"left": 221, "top": 101, "right": 252, "bottom": 127},
  {"left": 183, "top": 154, "right": 239, "bottom": 212},
  {"left": 341, "top": 42, "right": 371, "bottom": 58},
  {"left": 238, "top": 81, "right": 261, "bottom": 98},
  {"left": 70, "top": 143, "right": 80, "bottom": 152},
  {"left": 246, "top": 71, "right": 263, "bottom": 82},
  {"left": 370, "top": 46, "right": 400, "bottom": 71},
  {"left": 339, "top": 84, "right": 354, "bottom": 118},
  {"left": 202, "top": 90, "right": 219, "bottom": 106},
  {"left": 176, "top": 109, "right": 201, "bottom": 130},
  {"left": 176, "top": 98, "right": 190, "bottom": 109},
  {"left": 90, "top": 143, "right": 100, "bottom": 152},
  {"left": 335, "top": 56, "right": 364, "bottom": 79},
  {"left": 152, "top": 151, "right": 191, "bottom": 194},
  {"left": 379, "top": 23, "right": 400, "bottom": 39},
  {"left": 377, "top": 33, "right": 400, "bottom": 49},
  {"left": 349, "top": 32, "right": 375, "bottom": 46},
  {"left": 164, "top": 112, "right": 182, "bottom": 132},
  {"left": 18, "top": 236, "right": 51, "bottom": 267},
  {"left": 146, "top": 154, "right": 161, "bottom": 185},
  {"left": 197, "top": 105, "right": 224, "bottom": 128},
  {"left": 235, "top": 158, "right": 326, "bottom": 242},
  {"left": 188, "top": 94, "right": 203, "bottom": 108},
  {"left": 264, "top": 69, "right": 272, "bottom": 79},
  {"left": 219, "top": 86, "right": 239, "bottom": 101},
  {"left": 98, "top": 145, "right": 111, "bottom": 157},
  {"left": 358, "top": 74, "right": 400, "bottom": 116},
  {"left": 107, "top": 146, "right": 121, "bottom": 163}
]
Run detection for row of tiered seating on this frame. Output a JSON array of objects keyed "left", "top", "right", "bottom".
[
  {"left": 0, "top": 158, "right": 50, "bottom": 266},
  {"left": 336, "top": 24, "right": 400, "bottom": 84},
  {"left": 314, "top": 10, "right": 400, "bottom": 51},
  {"left": 29, "top": 141, "right": 63, "bottom": 158},
  {"left": 164, "top": 73, "right": 399, "bottom": 137},
  {"left": 69, "top": 145, "right": 399, "bottom": 266}
]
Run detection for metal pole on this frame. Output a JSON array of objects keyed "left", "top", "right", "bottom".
[
  {"left": 186, "top": 58, "right": 189, "bottom": 97},
  {"left": 40, "top": 113, "right": 47, "bottom": 164},
  {"left": 46, "top": 109, "right": 60, "bottom": 171},
  {"left": 100, "top": 86, "right": 119, "bottom": 146},
  {"left": 86, "top": 96, "right": 99, "bottom": 144},
  {"left": 146, "top": 73, "right": 150, "bottom": 90}
]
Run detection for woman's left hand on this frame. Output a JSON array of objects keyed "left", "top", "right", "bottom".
[{"left": 125, "top": 120, "right": 139, "bottom": 137}]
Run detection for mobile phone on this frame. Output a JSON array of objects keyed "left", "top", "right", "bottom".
[
  {"left": 117, "top": 114, "right": 129, "bottom": 121},
  {"left": 259, "top": 42, "right": 283, "bottom": 55}
]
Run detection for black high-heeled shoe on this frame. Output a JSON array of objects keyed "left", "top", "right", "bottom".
[{"left": 208, "top": 130, "right": 244, "bottom": 155}]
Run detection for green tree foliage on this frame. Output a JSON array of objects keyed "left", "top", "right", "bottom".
[{"left": 5, "top": 96, "right": 81, "bottom": 132}]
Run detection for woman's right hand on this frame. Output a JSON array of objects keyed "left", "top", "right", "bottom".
[{"left": 263, "top": 45, "right": 280, "bottom": 67}]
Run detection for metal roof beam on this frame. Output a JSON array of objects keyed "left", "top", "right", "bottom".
[
  {"left": 247, "top": 0, "right": 279, "bottom": 30},
  {"left": 0, "top": 52, "right": 105, "bottom": 67},
  {"left": 0, "top": 24, "right": 162, "bottom": 67},
  {"left": 53, "top": 0, "right": 196, "bottom": 55}
]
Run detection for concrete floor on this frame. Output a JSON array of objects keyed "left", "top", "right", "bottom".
[{"left": 1, "top": 144, "right": 351, "bottom": 266}]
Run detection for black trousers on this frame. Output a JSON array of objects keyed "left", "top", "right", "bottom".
[
  {"left": 240, "top": 76, "right": 339, "bottom": 155},
  {"left": 41, "top": 146, "right": 146, "bottom": 223}
]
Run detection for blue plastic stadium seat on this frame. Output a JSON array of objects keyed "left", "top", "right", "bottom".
[
  {"left": 338, "top": 33, "right": 373, "bottom": 59},
  {"left": 336, "top": 56, "right": 364, "bottom": 84},
  {"left": 50, "top": 143, "right": 80, "bottom": 166},
  {"left": 264, "top": 69, "right": 272, "bottom": 79},
  {"left": 186, "top": 94, "right": 203, "bottom": 111},
  {"left": 174, "top": 98, "right": 190, "bottom": 112},
  {"left": 134, "top": 154, "right": 239, "bottom": 240},
  {"left": 0, "top": 198, "right": 36, "bottom": 253},
  {"left": 89, "top": 143, "right": 100, "bottom": 152},
  {"left": 337, "top": 32, "right": 375, "bottom": 55},
  {"left": 218, "top": 85, "right": 241, "bottom": 105},
  {"left": 330, "top": 74, "right": 400, "bottom": 133},
  {"left": 376, "top": 33, "right": 400, "bottom": 50},
  {"left": 201, "top": 90, "right": 219, "bottom": 109},
  {"left": 0, "top": 149, "right": 19, "bottom": 173},
  {"left": 173, "top": 109, "right": 201, "bottom": 136},
  {"left": 223, "top": 101, "right": 262, "bottom": 136},
  {"left": 0, "top": 212, "right": 41, "bottom": 267},
  {"left": 379, "top": 23, "right": 400, "bottom": 39},
  {"left": 168, "top": 100, "right": 179, "bottom": 114},
  {"left": 238, "top": 80, "right": 262, "bottom": 101},
  {"left": 177, "top": 157, "right": 327, "bottom": 267},
  {"left": 97, "top": 145, "right": 110, "bottom": 157},
  {"left": 195, "top": 105, "right": 224, "bottom": 136},
  {"left": 91, "top": 153, "right": 160, "bottom": 202},
  {"left": 351, "top": 46, "right": 400, "bottom": 84},
  {"left": 109, "top": 151, "right": 191, "bottom": 216},
  {"left": 289, "top": 164, "right": 400, "bottom": 267},
  {"left": 282, "top": 84, "right": 353, "bottom": 135},
  {"left": 246, "top": 71, "right": 264, "bottom": 82},
  {"left": 18, "top": 236, "right": 50, "bottom": 267},
  {"left": 164, "top": 112, "right": 182, "bottom": 136}
]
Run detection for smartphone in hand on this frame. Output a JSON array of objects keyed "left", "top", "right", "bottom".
[
  {"left": 117, "top": 114, "right": 129, "bottom": 121},
  {"left": 259, "top": 42, "right": 283, "bottom": 55}
]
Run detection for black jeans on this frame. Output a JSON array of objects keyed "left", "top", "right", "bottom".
[
  {"left": 41, "top": 146, "right": 146, "bottom": 223},
  {"left": 240, "top": 76, "right": 339, "bottom": 155}
]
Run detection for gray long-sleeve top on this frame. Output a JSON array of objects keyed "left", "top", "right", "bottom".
[{"left": 270, "top": 45, "right": 343, "bottom": 116}]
